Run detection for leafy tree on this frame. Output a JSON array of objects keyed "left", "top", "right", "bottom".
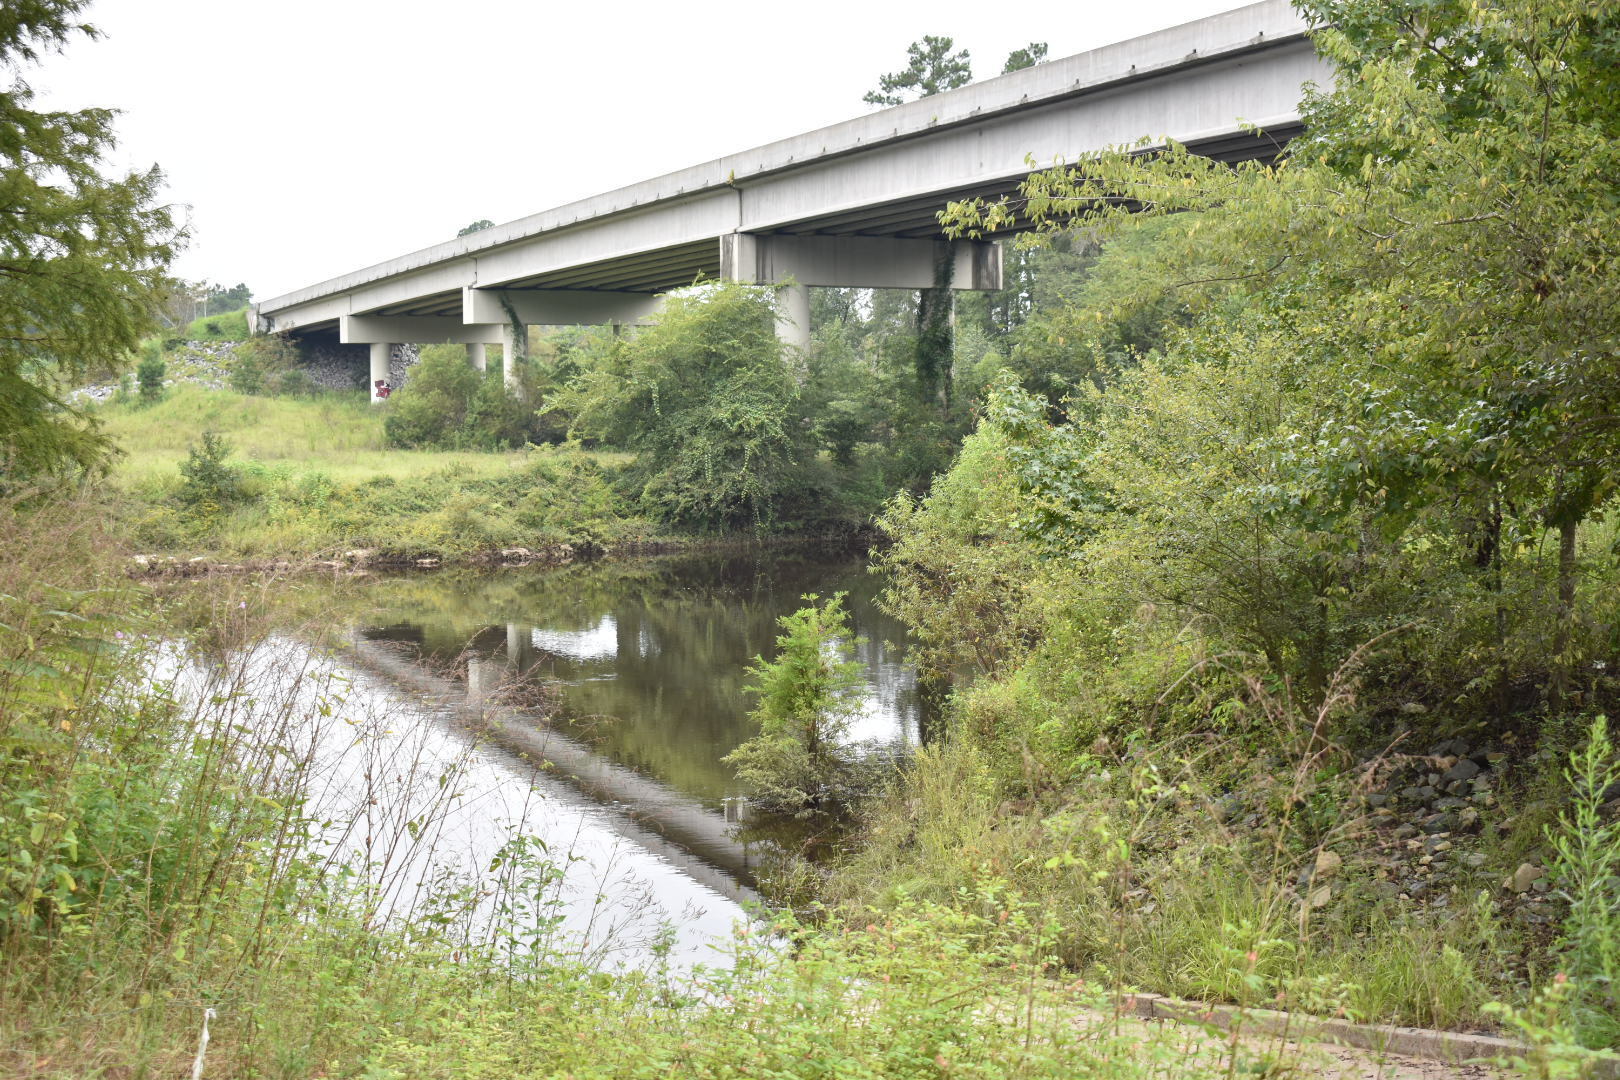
[
  {"left": 723, "top": 594, "right": 865, "bottom": 816},
  {"left": 0, "top": 1, "right": 178, "bottom": 486},
  {"left": 202, "top": 281, "right": 250, "bottom": 315},
  {"left": 553, "top": 283, "right": 806, "bottom": 529},
  {"left": 457, "top": 219, "right": 494, "bottom": 237},
  {"left": 863, "top": 38, "right": 975, "bottom": 435},
  {"left": 928, "top": 0, "right": 1620, "bottom": 724},
  {"left": 1002, "top": 42, "right": 1047, "bottom": 73},
  {"left": 863, "top": 35, "right": 971, "bottom": 106},
  {"left": 383, "top": 343, "right": 540, "bottom": 450}
]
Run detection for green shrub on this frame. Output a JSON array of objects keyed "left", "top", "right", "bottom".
[
  {"left": 384, "top": 345, "right": 547, "bottom": 450},
  {"left": 135, "top": 349, "right": 165, "bottom": 406},
  {"left": 176, "top": 431, "right": 240, "bottom": 517},
  {"left": 724, "top": 593, "right": 865, "bottom": 816},
  {"left": 229, "top": 334, "right": 301, "bottom": 396},
  {"left": 1546, "top": 715, "right": 1620, "bottom": 1048},
  {"left": 383, "top": 344, "right": 482, "bottom": 447},
  {"left": 553, "top": 283, "right": 809, "bottom": 530}
]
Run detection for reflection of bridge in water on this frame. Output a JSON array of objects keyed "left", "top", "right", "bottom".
[{"left": 348, "top": 632, "right": 765, "bottom": 910}]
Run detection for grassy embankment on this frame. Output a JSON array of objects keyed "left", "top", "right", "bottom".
[
  {"left": 0, "top": 504, "right": 1394, "bottom": 1080},
  {"left": 95, "top": 384, "right": 658, "bottom": 563}
]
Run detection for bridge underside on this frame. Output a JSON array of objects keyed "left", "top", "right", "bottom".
[{"left": 286, "top": 123, "right": 1301, "bottom": 340}]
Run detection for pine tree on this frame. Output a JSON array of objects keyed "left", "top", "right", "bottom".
[{"left": 0, "top": 1, "right": 179, "bottom": 487}]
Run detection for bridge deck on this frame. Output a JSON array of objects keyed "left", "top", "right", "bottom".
[{"left": 256, "top": 0, "right": 1327, "bottom": 338}]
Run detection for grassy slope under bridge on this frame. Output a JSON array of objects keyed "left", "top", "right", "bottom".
[{"left": 95, "top": 385, "right": 652, "bottom": 562}]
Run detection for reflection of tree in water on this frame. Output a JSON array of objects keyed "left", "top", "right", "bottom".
[{"left": 347, "top": 547, "right": 929, "bottom": 810}]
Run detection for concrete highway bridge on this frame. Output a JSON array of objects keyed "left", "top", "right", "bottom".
[{"left": 252, "top": 0, "right": 1330, "bottom": 401}]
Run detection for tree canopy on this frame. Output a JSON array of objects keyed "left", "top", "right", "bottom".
[
  {"left": 1001, "top": 42, "right": 1047, "bottom": 73},
  {"left": 0, "top": 0, "right": 178, "bottom": 487},
  {"left": 921, "top": 0, "right": 1620, "bottom": 725},
  {"left": 552, "top": 283, "right": 808, "bottom": 530},
  {"left": 863, "top": 35, "right": 972, "bottom": 105}
]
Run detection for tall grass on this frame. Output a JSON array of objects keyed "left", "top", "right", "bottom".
[
  {"left": 90, "top": 386, "right": 649, "bottom": 560},
  {"left": 0, "top": 501, "right": 1360, "bottom": 1078},
  {"left": 181, "top": 307, "right": 250, "bottom": 341},
  {"left": 821, "top": 663, "right": 1533, "bottom": 1032},
  {"left": 98, "top": 385, "right": 388, "bottom": 474}
]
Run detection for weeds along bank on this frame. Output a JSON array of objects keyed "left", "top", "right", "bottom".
[
  {"left": 0, "top": 503, "right": 1370, "bottom": 1080},
  {"left": 93, "top": 385, "right": 665, "bottom": 564}
]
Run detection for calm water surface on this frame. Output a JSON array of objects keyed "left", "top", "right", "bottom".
[{"left": 247, "top": 547, "right": 927, "bottom": 966}]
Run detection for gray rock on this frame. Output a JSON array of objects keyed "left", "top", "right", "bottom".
[
  {"left": 1444, "top": 758, "right": 1482, "bottom": 782},
  {"left": 1459, "top": 852, "right": 1487, "bottom": 869},
  {"left": 1212, "top": 794, "right": 1244, "bottom": 823},
  {"left": 1421, "top": 813, "right": 1458, "bottom": 834}
]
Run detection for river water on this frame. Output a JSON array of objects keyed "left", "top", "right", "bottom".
[{"left": 210, "top": 547, "right": 926, "bottom": 969}]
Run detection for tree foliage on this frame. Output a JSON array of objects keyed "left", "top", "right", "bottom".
[
  {"left": 723, "top": 594, "right": 866, "bottom": 816},
  {"left": 1001, "top": 42, "right": 1047, "bottom": 73},
  {"left": 383, "top": 343, "right": 546, "bottom": 451},
  {"left": 863, "top": 35, "right": 971, "bottom": 106},
  {"left": 0, "top": 0, "right": 178, "bottom": 487},
  {"left": 907, "top": 0, "right": 1620, "bottom": 759},
  {"left": 552, "top": 283, "right": 807, "bottom": 530}
]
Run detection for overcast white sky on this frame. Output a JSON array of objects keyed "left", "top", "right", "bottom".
[{"left": 29, "top": 0, "right": 1249, "bottom": 300}]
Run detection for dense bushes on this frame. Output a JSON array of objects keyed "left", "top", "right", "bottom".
[
  {"left": 228, "top": 333, "right": 308, "bottom": 396},
  {"left": 556, "top": 284, "right": 811, "bottom": 530},
  {"left": 838, "top": 0, "right": 1620, "bottom": 1045},
  {"left": 383, "top": 343, "right": 548, "bottom": 450}
]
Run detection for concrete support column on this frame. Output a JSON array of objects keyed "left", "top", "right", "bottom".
[
  {"left": 774, "top": 282, "right": 810, "bottom": 354},
  {"left": 500, "top": 323, "right": 526, "bottom": 391},
  {"left": 505, "top": 623, "right": 533, "bottom": 673},
  {"left": 368, "top": 342, "right": 393, "bottom": 403},
  {"left": 466, "top": 342, "right": 487, "bottom": 373}
]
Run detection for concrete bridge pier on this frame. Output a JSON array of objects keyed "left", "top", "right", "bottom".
[
  {"left": 774, "top": 282, "right": 811, "bottom": 354},
  {"left": 722, "top": 233, "right": 1001, "bottom": 359},
  {"left": 467, "top": 343, "right": 487, "bottom": 373},
  {"left": 500, "top": 323, "right": 525, "bottom": 390},
  {"left": 368, "top": 342, "right": 393, "bottom": 403}
]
